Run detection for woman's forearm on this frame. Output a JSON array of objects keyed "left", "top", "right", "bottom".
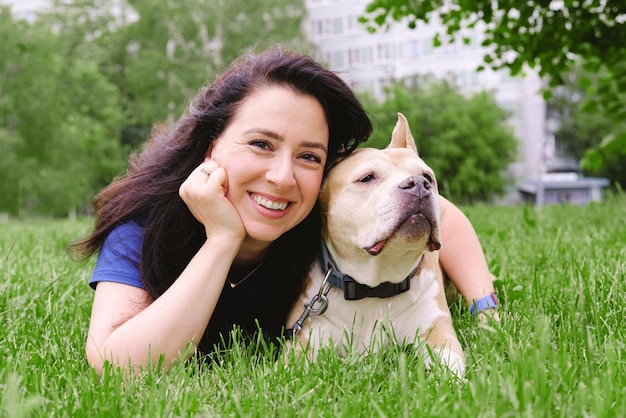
[
  {"left": 87, "top": 237, "right": 241, "bottom": 373},
  {"left": 438, "top": 196, "right": 495, "bottom": 303}
]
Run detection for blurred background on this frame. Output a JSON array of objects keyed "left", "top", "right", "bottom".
[{"left": 1, "top": 0, "right": 624, "bottom": 217}]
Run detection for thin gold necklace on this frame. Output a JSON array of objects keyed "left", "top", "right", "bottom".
[{"left": 226, "top": 258, "right": 266, "bottom": 289}]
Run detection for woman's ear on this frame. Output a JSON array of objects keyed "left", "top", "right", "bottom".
[{"left": 204, "top": 143, "right": 213, "bottom": 160}]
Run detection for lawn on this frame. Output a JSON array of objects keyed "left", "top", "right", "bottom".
[{"left": 1, "top": 194, "right": 625, "bottom": 417}]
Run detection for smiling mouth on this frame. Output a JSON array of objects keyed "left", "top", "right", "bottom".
[{"left": 252, "top": 194, "right": 290, "bottom": 211}]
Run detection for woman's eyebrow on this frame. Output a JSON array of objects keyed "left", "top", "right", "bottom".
[
  {"left": 243, "top": 127, "right": 283, "bottom": 140},
  {"left": 301, "top": 141, "right": 328, "bottom": 155}
]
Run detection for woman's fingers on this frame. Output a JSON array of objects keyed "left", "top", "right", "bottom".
[{"left": 179, "top": 161, "right": 244, "bottom": 239}]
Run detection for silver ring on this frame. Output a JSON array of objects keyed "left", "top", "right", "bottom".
[{"left": 200, "top": 168, "right": 212, "bottom": 177}]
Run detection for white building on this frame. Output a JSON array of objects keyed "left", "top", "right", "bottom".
[
  {"left": 0, "top": 0, "right": 49, "bottom": 21},
  {"left": 305, "top": 0, "right": 550, "bottom": 188}
]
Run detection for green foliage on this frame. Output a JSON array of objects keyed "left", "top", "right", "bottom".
[
  {"left": 361, "top": 0, "right": 626, "bottom": 176},
  {"left": 360, "top": 79, "right": 518, "bottom": 203},
  {"left": 2, "top": 196, "right": 626, "bottom": 415},
  {"left": 551, "top": 74, "right": 626, "bottom": 187},
  {"left": 0, "top": 0, "right": 308, "bottom": 216},
  {"left": 0, "top": 7, "right": 128, "bottom": 216},
  {"left": 0, "top": 9, "right": 27, "bottom": 216},
  {"left": 100, "top": 0, "right": 310, "bottom": 128},
  {"left": 0, "top": 129, "right": 20, "bottom": 216}
]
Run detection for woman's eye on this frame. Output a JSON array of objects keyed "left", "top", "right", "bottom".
[
  {"left": 300, "top": 152, "right": 322, "bottom": 164},
  {"left": 358, "top": 174, "right": 375, "bottom": 183},
  {"left": 250, "top": 140, "right": 271, "bottom": 150}
]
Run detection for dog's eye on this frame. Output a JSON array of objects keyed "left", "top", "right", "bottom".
[{"left": 358, "top": 174, "right": 375, "bottom": 183}]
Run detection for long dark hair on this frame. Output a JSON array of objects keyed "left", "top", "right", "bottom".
[{"left": 69, "top": 45, "right": 371, "bottom": 345}]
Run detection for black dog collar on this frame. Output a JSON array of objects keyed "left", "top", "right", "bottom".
[{"left": 319, "top": 240, "right": 419, "bottom": 300}]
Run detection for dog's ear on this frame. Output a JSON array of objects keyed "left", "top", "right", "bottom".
[{"left": 388, "top": 113, "right": 418, "bottom": 154}]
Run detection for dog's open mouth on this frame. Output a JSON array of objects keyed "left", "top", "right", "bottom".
[{"left": 365, "top": 212, "right": 437, "bottom": 256}]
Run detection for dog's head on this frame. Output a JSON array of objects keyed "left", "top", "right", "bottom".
[{"left": 320, "top": 113, "right": 441, "bottom": 287}]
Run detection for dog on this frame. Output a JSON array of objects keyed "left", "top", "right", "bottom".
[{"left": 286, "top": 113, "right": 465, "bottom": 377}]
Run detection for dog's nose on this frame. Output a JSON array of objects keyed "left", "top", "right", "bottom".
[{"left": 399, "top": 176, "right": 431, "bottom": 192}]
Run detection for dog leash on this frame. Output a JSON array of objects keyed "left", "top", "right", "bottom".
[{"left": 286, "top": 268, "right": 333, "bottom": 339}]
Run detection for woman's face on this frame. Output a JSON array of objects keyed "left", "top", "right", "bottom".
[{"left": 208, "top": 85, "right": 329, "bottom": 247}]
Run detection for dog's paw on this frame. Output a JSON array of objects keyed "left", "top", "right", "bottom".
[{"left": 424, "top": 346, "right": 466, "bottom": 379}]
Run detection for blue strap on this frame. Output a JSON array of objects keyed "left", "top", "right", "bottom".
[{"left": 470, "top": 293, "right": 498, "bottom": 317}]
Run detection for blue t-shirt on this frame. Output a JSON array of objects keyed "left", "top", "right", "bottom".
[
  {"left": 90, "top": 221, "right": 144, "bottom": 289},
  {"left": 89, "top": 221, "right": 278, "bottom": 353}
]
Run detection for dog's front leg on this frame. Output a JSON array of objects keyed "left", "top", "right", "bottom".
[
  {"left": 421, "top": 318, "right": 466, "bottom": 378},
  {"left": 419, "top": 254, "right": 466, "bottom": 378}
]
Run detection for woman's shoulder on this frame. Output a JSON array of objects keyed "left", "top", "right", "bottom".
[
  {"left": 103, "top": 218, "right": 145, "bottom": 249},
  {"left": 89, "top": 218, "right": 146, "bottom": 290}
]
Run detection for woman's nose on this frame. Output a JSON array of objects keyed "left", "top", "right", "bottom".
[{"left": 265, "top": 157, "right": 297, "bottom": 188}]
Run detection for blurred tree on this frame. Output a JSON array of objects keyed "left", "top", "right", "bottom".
[
  {"left": 1, "top": 2, "right": 127, "bottom": 216},
  {"left": 550, "top": 71, "right": 626, "bottom": 186},
  {"left": 99, "top": 0, "right": 310, "bottom": 132},
  {"left": 0, "top": 8, "right": 25, "bottom": 215},
  {"left": 1, "top": 0, "right": 309, "bottom": 216},
  {"left": 360, "top": 0, "right": 626, "bottom": 176},
  {"left": 359, "top": 79, "right": 518, "bottom": 203}
]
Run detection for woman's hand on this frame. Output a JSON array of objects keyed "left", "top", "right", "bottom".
[{"left": 179, "top": 159, "right": 246, "bottom": 241}]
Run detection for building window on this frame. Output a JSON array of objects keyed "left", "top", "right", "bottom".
[
  {"left": 361, "top": 46, "right": 374, "bottom": 63},
  {"left": 499, "top": 68, "right": 512, "bottom": 83},
  {"left": 310, "top": 20, "right": 323, "bottom": 36},
  {"left": 378, "top": 77, "right": 392, "bottom": 90},
  {"left": 499, "top": 101, "right": 519, "bottom": 120},
  {"left": 423, "top": 39, "right": 434, "bottom": 55},
  {"left": 377, "top": 44, "right": 387, "bottom": 61},
  {"left": 463, "top": 32, "right": 478, "bottom": 50},
  {"left": 332, "top": 50, "right": 345, "bottom": 67},
  {"left": 346, "top": 14, "right": 359, "bottom": 33},
  {"left": 348, "top": 48, "right": 360, "bottom": 65},
  {"left": 332, "top": 17, "right": 343, "bottom": 34},
  {"left": 309, "top": 18, "right": 343, "bottom": 38},
  {"left": 407, "top": 39, "right": 420, "bottom": 59},
  {"left": 455, "top": 71, "right": 466, "bottom": 88},
  {"left": 443, "top": 38, "right": 459, "bottom": 54},
  {"left": 469, "top": 71, "right": 479, "bottom": 87},
  {"left": 377, "top": 43, "right": 402, "bottom": 61},
  {"left": 353, "top": 79, "right": 375, "bottom": 93}
]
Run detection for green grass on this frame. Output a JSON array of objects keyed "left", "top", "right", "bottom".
[{"left": 1, "top": 194, "right": 625, "bottom": 417}]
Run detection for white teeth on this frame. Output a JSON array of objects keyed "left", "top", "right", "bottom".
[{"left": 252, "top": 194, "right": 289, "bottom": 211}]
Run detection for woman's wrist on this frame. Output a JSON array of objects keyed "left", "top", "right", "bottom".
[{"left": 470, "top": 293, "right": 499, "bottom": 317}]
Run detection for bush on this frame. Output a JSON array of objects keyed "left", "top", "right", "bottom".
[{"left": 359, "top": 79, "right": 518, "bottom": 203}]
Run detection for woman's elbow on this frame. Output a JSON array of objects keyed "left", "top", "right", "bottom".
[{"left": 86, "top": 341, "right": 106, "bottom": 374}]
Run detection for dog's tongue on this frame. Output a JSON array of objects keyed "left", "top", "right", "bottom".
[{"left": 366, "top": 240, "right": 386, "bottom": 256}]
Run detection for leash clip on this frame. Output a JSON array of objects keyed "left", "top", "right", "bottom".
[{"left": 289, "top": 268, "right": 333, "bottom": 338}]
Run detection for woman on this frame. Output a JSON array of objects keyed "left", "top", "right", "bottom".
[{"left": 70, "top": 46, "right": 496, "bottom": 374}]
